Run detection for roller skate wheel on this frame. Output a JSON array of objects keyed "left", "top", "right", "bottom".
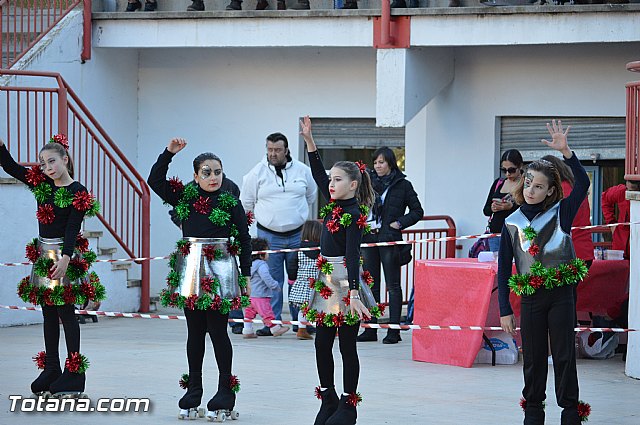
[
  {"left": 178, "top": 409, "right": 190, "bottom": 420},
  {"left": 198, "top": 407, "right": 206, "bottom": 418},
  {"left": 230, "top": 410, "right": 239, "bottom": 420}
]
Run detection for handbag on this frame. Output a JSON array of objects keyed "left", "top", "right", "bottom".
[
  {"left": 398, "top": 243, "right": 413, "bottom": 266},
  {"left": 468, "top": 178, "right": 506, "bottom": 258}
]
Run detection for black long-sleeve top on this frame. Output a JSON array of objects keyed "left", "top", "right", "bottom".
[
  {"left": 0, "top": 145, "right": 86, "bottom": 257},
  {"left": 483, "top": 178, "right": 519, "bottom": 233},
  {"left": 497, "top": 152, "right": 589, "bottom": 316},
  {"left": 308, "top": 150, "right": 363, "bottom": 290},
  {"left": 147, "top": 148, "right": 252, "bottom": 276}
]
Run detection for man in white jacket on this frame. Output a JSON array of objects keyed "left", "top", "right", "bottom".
[{"left": 241, "top": 132, "right": 317, "bottom": 333}]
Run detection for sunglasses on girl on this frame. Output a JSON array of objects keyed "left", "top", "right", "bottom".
[{"left": 500, "top": 167, "right": 519, "bottom": 174}]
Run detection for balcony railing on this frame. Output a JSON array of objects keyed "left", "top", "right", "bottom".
[{"left": 626, "top": 61, "right": 640, "bottom": 182}]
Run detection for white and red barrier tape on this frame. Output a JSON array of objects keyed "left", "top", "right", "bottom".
[
  {"left": 0, "top": 304, "right": 634, "bottom": 333},
  {"left": 0, "top": 222, "right": 635, "bottom": 267}
]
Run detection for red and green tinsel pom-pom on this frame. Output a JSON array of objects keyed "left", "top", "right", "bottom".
[
  {"left": 75, "top": 234, "right": 90, "bottom": 253},
  {"left": 32, "top": 182, "right": 52, "bottom": 204},
  {"left": 169, "top": 177, "right": 184, "bottom": 193},
  {"left": 326, "top": 219, "right": 340, "bottom": 234},
  {"left": 25, "top": 239, "right": 39, "bottom": 263},
  {"left": 229, "top": 375, "right": 241, "bottom": 393},
  {"left": 361, "top": 270, "right": 374, "bottom": 287},
  {"left": 314, "top": 386, "right": 323, "bottom": 399},
  {"left": 319, "top": 286, "right": 333, "bottom": 300},
  {"left": 50, "top": 134, "right": 69, "bottom": 150},
  {"left": 342, "top": 296, "right": 351, "bottom": 306},
  {"left": 316, "top": 256, "right": 334, "bottom": 275},
  {"left": 26, "top": 165, "right": 47, "bottom": 186},
  {"left": 347, "top": 392, "right": 362, "bottom": 407},
  {"left": 65, "top": 352, "right": 89, "bottom": 374},
  {"left": 523, "top": 226, "right": 537, "bottom": 241},
  {"left": 33, "top": 351, "right": 46, "bottom": 369},
  {"left": 72, "top": 190, "right": 95, "bottom": 212},
  {"left": 578, "top": 400, "right": 591, "bottom": 422},
  {"left": 176, "top": 240, "right": 191, "bottom": 257},
  {"left": 209, "top": 208, "right": 231, "bottom": 227},
  {"left": 193, "top": 196, "right": 212, "bottom": 215},
  {"left": 356, "top": 213, "right": 368, "bottom": 229},
  {"left": 246, "top": 210, "right": 255, "bottom": 226},
  {"left": 179, "top": 373, "right": 189, "bottom": 390},
  {"left": 528, "top": 244, "right": 540, "bottom": 256}
]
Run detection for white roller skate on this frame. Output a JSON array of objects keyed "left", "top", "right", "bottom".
[
  {"left": 178, "top": 372, "right": 205, "bottom": 420},
  {"left": 206, "top": 374, "right": 239, "bottom": 422}
]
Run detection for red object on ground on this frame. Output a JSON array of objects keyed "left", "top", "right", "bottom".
[{"left": 412, "top": 259, "right": 496, "bottom": 368}]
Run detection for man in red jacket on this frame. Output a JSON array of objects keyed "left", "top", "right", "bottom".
[{"left": 602, "top": 180, "right": 640, "bottom": 259}]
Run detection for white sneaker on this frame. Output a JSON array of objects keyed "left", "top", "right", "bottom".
[{"left": 271, "top": 325, "right": 290, "bottom": 337}]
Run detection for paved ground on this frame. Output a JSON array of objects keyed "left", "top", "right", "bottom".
[{"left": 1, "top": 310, "right": 639, "bottom": 424}]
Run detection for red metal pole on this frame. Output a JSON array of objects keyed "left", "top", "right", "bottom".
[
  {"left": 81, "top": 0, "right": 91, "bottom": 62},
  {"left": 140, "top": 192, "right": 151, "bottom": 312},
  {"left": 381, "top": 0, "right": 391, "bottom": 47}
]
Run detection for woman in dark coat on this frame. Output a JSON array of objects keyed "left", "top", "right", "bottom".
[{"left": 357, "top": 147, "right": 424, "bottom": 344}]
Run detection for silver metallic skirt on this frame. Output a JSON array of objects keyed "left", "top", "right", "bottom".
[
  {"left": 173, "top": 237, "right": 240, "bottom": 299},
  {"left": 30, "top": 237, "right": 82, "bottom": 289},
  {"left": 307, "top": 255, "right": 377, "bottom": 315}
]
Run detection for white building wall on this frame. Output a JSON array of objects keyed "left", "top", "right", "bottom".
[
  {"left": 415, "top": 43, "right": 639, "bottom": 253},
  {"left": 136, "top": 47, "right": 376, "bottom": 294}
]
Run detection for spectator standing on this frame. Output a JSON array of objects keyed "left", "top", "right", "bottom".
[
  {"left": 241, "top": 131, "right": 317, "bottom": 335},
  {"left": 357, "top": 147, "right": 423, "bottom": 344},
  {"left": 483, "top": 149, "right": 523, "bottom": 252},
  {"left": 602, "top": 180, "right": 640, "bottom": 259}
]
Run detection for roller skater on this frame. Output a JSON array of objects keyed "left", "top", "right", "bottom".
[
  {"left": 300, "top": 116, "right": 384, "bottom": 425},
  {"left": 0, "top": 135, "right": 103, "bottom": 399},
  {"left": 206, "top": 374, "right": 240, "bottom": 422},
  {"left": 148, "top": 138, "right": 251, "bottom": 421}
]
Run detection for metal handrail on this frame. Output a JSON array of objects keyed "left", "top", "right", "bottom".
[
  {"left": 0, "top": 0, "right": 85, "bottom": 69},
  {"left": 0, "top": 69, "right": 151, "bottom": 312}
]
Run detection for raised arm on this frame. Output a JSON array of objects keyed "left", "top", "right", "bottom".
[
  {"left": 147, "top": 138, "right": 188, "bottom": 207},
  {"left": 0, "top": 139, "right": 29, "bottom": 185},
  {"left": 300, "top": 116, "right": 330, "bottom": 200}
]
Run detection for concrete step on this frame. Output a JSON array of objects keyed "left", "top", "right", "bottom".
[
  {"left": 127, "top": 278, "right": 141, "bottom": 288},
  {"left": 98, "top": 247, "right": 118, "bottom": 257},
  {"left": 83, "top": 230, "right": 104, "bottom": 239},
  {"left": 111, "top": 261, "right": 132, "bottom": 271}
]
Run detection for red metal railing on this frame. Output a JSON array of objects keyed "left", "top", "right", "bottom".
[
  {"left": 384, "top": 215, "right": 457, "bottom": 304},
  {"left": 0, "top": 0, "right": 90, "bottom": 69},
  {"left": 0, "top": 69, "right": 151, "bottom": 312},
  {"left": 626, "top": 61, "right": 640, "bottom": 182}
]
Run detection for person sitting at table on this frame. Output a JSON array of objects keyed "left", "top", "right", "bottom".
[
  {"left": 602, "top": 180, "right": 640, "bottom": 260},
  {"left": 499, "top": 120, "right": 591, "bottom": 424}
]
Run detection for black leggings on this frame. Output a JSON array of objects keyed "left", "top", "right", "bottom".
[
  {"left": 42, "top": 304, "right": 80, "bottom": 358},
  {"left": 184, "top": 309, "right": 232, "bottom": 376},
  {"left": 315, "top": 324, "right": 359, "bottom": 393}
]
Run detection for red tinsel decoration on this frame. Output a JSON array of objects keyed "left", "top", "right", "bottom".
[
  {"left": 342, "top": 296, "right": 351, "bottom": 306},
  {"left": 246, "top": 211, "right": 255, "bottom": 226},
  {"left": 331, "top": 205, "right": 344, "bottom": 218},
  {"left": 63, "top": 286, "right": 76, "bottom": 304},
  {"left": 529, "top": 275, "right": 544, "bottom": 289},
  {"left": 361, "top": 271, "right": 374, "bottom": 286},
  {"left": 193, "top": 196, "right": 212, "bottom": 215},
  {"left": 316, "top": 256, "right": 327, "bottom": 271},
  {"left": 227, "top": 242, "right": 239, "bottom": 256},
  {"left": 346, "top": 392, "right": 362, "bottom": 407},
  {"left": 25, "top": 243, "right": 39, "bottom": 263},
  {"left": 519, "top": 397, "right": 527, "bottom": 411},
  {"left": 169, "top": 292, "right": 180, "bottom": 306},
  {"left": 315, "top": 312, "right": 326, "bottom": 326},
  {"left": 72, "top": 191, "right": 95, "bottom": 212},
  {"left": 301, "top": 304, "right": 310, "bottom": 317},
  {"left": 200, "top": 276, "right": 213, "bottom": 293},
  {"left": 231, "top": 297, "right": 242, "bottom": 310},
  {"left": 377, "top": 303, "right": 387, "bottom": 315},
  {"left": 33, "top": 351, "right": 46, "bottom": 369},
  {"left": 169, "top": 177, "right": 184, "bottom": 193},
  {"left": 70, "top": 258, "right": 89, "bottom": 273},
  {"left": 184, "top": 294, "right": 198, "bottom": 310},
  {"left": 568, "top": 264, "right": 578, "bottom": 275},
  {"left": 319, "top": 286, "right": 333, "bottom": 299},
  {"left": 528, "top": 244, "right": 540, "bottom": 256},
  {"left": 308, "top": 277, "right": 316, "bottom": 289},
  {"left": 36, "top": 204, "right": 55, "bottom": 224},
  {"left": 51, "top": 134, "right": 69, "bottom": 150},
  {"left": 355, "top": 161, "right": 367, "bottom": 173},
  {"left": 65, "top": 352, "right": 83, "bottom": 373},
  {"left": 29, "top": 288, "right": 39, "bottom": 305},
  {"left": 81, "top": 282, "right": 96, "bottom": 300},
  {"left": 179, "top": 242, "right": 192, "bottom": 257},
  {"left": 211, "top": 294, "right": 222, "bottom": 310},
  {"left": 26, "top": 165, "right": 47, "bottom": 186},
  {"left": 75, "top": 234, "right": 89, "bottom": 253},
  {"left": 326, "top": 219, "right": 340, "bottom": 234},
  {"left": 332, "top": 312, "right": 345, "bottom": 327},
  {"left": 315, "top": 386, "right": 323, "bottom": 399},
  {"left": 42, "top": 288, "right": 54, "bottom": 306},
  {"left": 203, "top": 245, "right": 218, "bottom": 261},
  {"left": 229, "top": 375, "right": 240, "bottom": 390},
  {"left": 577, "top": 401, "right": 591, "bottom": 421},
  {"left": 356, "top": 214, "right": 367, "bottom": 229}
]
